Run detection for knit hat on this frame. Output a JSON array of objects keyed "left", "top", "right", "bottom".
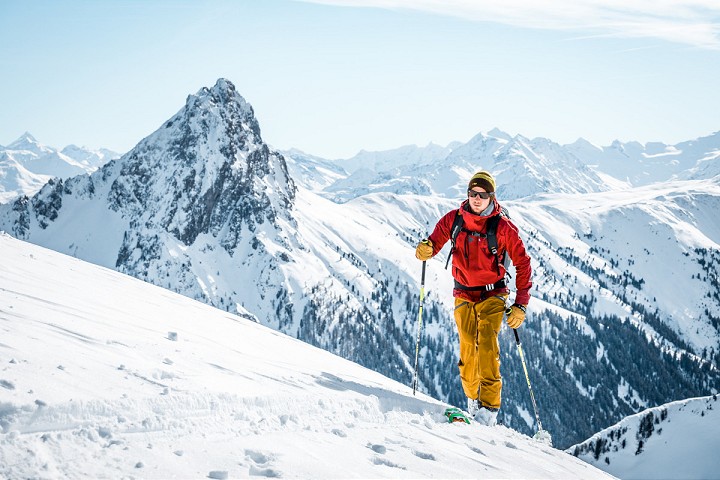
[{"left": 468, "top": 171, "right": 496, "bottom": 193}]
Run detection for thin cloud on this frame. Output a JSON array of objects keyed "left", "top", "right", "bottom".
[{"left": 297, "top": 0, "right": 720, "bottom": 49}]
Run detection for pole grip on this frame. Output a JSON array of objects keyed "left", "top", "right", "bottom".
[{"left": 506, "top": 307, "right": 521, "bottom": 344}]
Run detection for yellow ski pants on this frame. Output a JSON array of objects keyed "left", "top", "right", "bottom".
[{"left": 454, "top": 295, "right": 507, "bottom": 410}]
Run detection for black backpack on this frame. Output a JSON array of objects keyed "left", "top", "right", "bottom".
[{"left": 444, "top": 206, "right": 510, "bottom": 276}]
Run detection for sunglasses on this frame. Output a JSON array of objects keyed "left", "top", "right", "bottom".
[{"left": 468, "top": 190, "right": 494, "bottom": 199}]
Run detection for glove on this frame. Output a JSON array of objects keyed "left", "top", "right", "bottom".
[
  {"left": 506, "top": 304, "right": 527, "bottom": 329},
  {"left": 415, "top": 239, "right": 433, "bottom": 261}
]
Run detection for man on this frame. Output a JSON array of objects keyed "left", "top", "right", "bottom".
[{"left": 415, "top": 170, "right": 532, "bottom": 426}]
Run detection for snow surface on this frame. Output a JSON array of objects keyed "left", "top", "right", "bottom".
[{"left": 0, "top": 233, "right": 613, "bottom": 479}]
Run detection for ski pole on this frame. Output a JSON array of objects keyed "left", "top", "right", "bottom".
[
  {"left": 412, "top": 260, "right": 427, "bottom": 395},
  {"left": 509, "top": 320, "right": 544, "bottom": 432}
]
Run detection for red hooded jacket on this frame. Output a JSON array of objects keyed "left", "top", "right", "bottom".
[{"left": 428, "top": 200, "right": 532, "bottom": 304}]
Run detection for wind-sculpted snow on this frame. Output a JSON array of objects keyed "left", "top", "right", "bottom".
[{"left": 0, "top": 234, "right": 614, "bottom": 479}]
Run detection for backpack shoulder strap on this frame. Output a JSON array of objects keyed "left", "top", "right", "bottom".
[
  {"left": 450, "top": 209, "right": 464, "bottom": 246},
  {"left": 487, "top": 207, "right": 510, "bottom": 276},
  {"left": 486, "top": 214, "right": 501, "bottom": 257},
  {"left": 445, "top": 209, "right": 464, "bottom": 269}
]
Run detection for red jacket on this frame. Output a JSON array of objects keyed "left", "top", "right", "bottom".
[{"left": 428, "top": 200, "right": 532, "bottom": 304}]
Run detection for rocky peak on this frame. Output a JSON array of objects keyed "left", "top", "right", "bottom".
[
  {"left": 105, "top": 78, "right": 295, "bottom": 252},
  {"left": 183, "top": 78, "right": 262, "bottom": 142}
]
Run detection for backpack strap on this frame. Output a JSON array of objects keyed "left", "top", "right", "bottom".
[
  {"left": 485, "top": 215, "right": 502, "bottom": 276},
  {"left": 488, "top": 206, "right": 512, "bottom": 277},
  {"left": 445, "top": 209, "right": 464, "bottom": 269}
]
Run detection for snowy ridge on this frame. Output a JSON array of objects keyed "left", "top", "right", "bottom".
[
  {"left": 318, "top": 131, "right": 613, "bottom": 202},
  {"left": 568, "top": 395, "right": 720, "bottom": 480},
  {"left": 0, "top": 154, "right": 51, "bottom": 203},
  {"left": 336, "top": 142, "right": 456, "bottom": 174},
  {"left": 60, "top": 144, "right": 119, "bottom": 170},
  {"left": 281, "top": 148, "right": 348, "bottom": 191},
  {"left": 0, "top": 233, "right": 613, "bottom": 479},
  {"left": 0, "top": 132, "right": 119, "bottom": 202},
  {"left": 301, "top": 129, "right": 720, "bottom": 203}
]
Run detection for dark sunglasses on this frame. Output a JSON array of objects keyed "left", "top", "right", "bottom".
[{"left": 468, "top": 190, "right": 494, "bottom": 199}]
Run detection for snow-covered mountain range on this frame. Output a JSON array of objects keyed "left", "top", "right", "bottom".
[
  {"left": 0, "top": 79, "right": 718, "bottom": 462},
  {"left": 569, "top": 395, "right": 720, "bottom": 480},
  {"left": 335, "top": 142, "right": 458, "bottom": 174},
  {"left": 288, "top": 126, "right": 720, "bottom": 203},
  {"left": 0, "top": 233, "right": 613, "bottom": 479},
  {"left": 0, "top": 132, "right": 119, "bottom": 202}
]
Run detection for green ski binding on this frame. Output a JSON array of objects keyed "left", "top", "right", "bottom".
[{"left": 444, "top": 407, "right": 471, "bottom": 424}]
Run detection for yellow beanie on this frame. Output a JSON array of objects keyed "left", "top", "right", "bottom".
[{"left": 468, "top": 171, "right": 496, "bottom": 193}]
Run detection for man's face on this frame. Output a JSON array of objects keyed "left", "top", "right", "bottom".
[{"left": 468, "top": 187, "right": 492, "bottom": 214}]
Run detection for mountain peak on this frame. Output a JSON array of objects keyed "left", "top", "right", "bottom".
[
  {"left": 201, "top": 78, "right": 238, "bottom": 101},
  {"left": 487, "top": 128, "right": 512, "bottom": 141},
  {"left": 183, "top": 78, "right": 260, "bottom": 140},
  {"left": 8, "top": 131, "right": 39, "bottom": 150},
  {"left": 567, "top": 137, "right": 603, "bottom": 151},
  {"left": 193, "top": 78, "right": 251, "bottom": 111},
  {"left": 210, "top": 77, "right": 236, "bottom": 96},
  {"left": 105, "top": 78, "right": 295, "bottom": 249}
]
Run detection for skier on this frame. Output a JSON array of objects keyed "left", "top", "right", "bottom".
[{"left": 415, "top": 171, "right": 532, "bottom": 426}]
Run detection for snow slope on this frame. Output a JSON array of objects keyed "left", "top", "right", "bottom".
[
  {"left": 510, "top": 177, "right": 720, "bottom": 353},
  {"left": 0, "top": 233, "right": 612, "bottom": 479},
  {"left": 569, "top": 395, "right": 720, "bottom": 480}
]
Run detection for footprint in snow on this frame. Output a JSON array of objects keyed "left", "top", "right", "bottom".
[
  {"left": 372, "top": 457, "right": 406, "bottom": 469},
  {"left": 468, "top": 445, "right": 486, "bottom": 456},
  {"left": 367, "top": 443, "right": 386, "bottom": 454},
  {"left": 245, "top": 449, "right": 282, "bottom": 478},
  {"left": 245, "top": 449, "right": 271, "bottom": 464},
  {"left": 412, "top": 450, "right": 436, "bottom": 461},
  {"left": 367, "top": 443, "right": 406, "bottom": 469},
  {"left": 0, "top": 379, "right": 15, "bottom": 390}
]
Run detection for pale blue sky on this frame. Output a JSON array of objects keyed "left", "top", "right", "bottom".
[{"left": 1, "top": 0, "right": 719, "bottom": 158}]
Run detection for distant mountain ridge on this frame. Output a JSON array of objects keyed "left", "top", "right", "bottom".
[
  {"left": 285, "top": 128, "right": 720, "bottom": 202},
  {"left": 335, "top": 142, "right": 458, "bottom": 174},
  {"left": 0, "top": 132, "right": 119, "bottom": 202}
]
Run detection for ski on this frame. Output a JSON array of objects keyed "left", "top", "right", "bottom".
[{"left": 444, "top": 407, "right": 471, "bottom": 424}]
